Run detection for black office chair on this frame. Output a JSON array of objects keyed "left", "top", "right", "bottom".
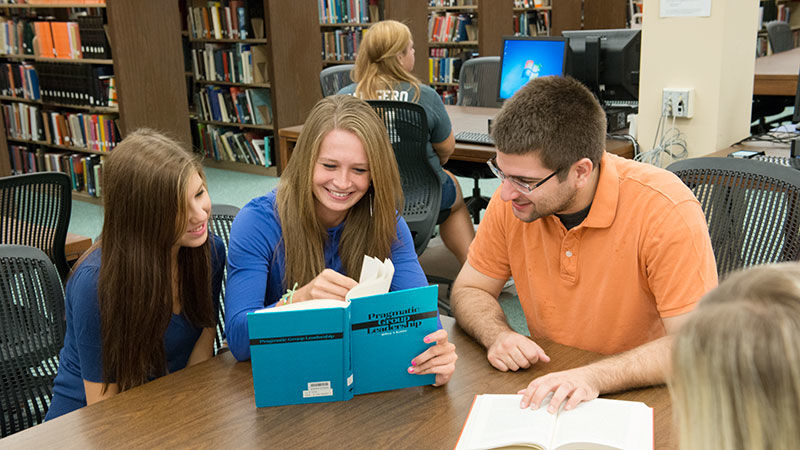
[
  {"left": 766, "top": 20, "right": 794, "bottom": 54},
  {"left": 320, "top": 64, "right": 355, "bottom": 97},
  {"left": 0, "top": 244, "right": 66, "bottom": 437},
  {"left": 208, "top": 204, "right": 239, "bottom": 355},
  {"left": 667, "top": 157, "right": 800, "bottom": 278},
  {"left": 0, "top": 172, "right": 72, "bottom": 281}
]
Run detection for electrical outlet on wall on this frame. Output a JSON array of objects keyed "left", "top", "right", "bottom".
[{"left": 662, "top": 88, "right": 695, "bottom": 118}]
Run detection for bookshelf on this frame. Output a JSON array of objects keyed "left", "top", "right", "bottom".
[
  {"left": 551, "top": 0, "right": 627, "bottom": 36},
  {"left": 513, "top": 0, "right": 553, "bottom": 37},
  {"left": 318, "top": 1, "right": 380, "bottom": 67},
  {"left": 757, "top": 0, "right": 800, "bottom": 57}
]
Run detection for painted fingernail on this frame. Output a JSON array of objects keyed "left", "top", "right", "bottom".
[
  {"left": 423, "top": 336, "right": 431, "bottom": 343},
  {"left": 411, "top": 360, "right": 416, "bottom": 366},
  {"left": 408, "top": 367, "right": 414, "bottom": 373}
]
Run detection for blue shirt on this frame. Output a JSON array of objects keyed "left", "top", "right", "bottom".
[
  {"left": 225, "top": 190, "right": 429, "bottom": 361},
  {"left": 45, "top": 235, "right": 225, "bottom": 420}
]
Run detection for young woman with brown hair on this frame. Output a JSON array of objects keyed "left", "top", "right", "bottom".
[
  {"left": 45, "top": 129, "right": 225, "bottom": 419},
  {"left": 225, "top": 95, "right": 457, "bottom": 385}
]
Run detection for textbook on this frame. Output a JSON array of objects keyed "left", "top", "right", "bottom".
[
  {"left": 248, "top": 256, "right": 439, "bottom": 407},
  {"left": 455, "top": 395, "right": 653, "bottom": 450}
]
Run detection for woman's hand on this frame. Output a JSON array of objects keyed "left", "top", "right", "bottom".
[
  {"left": 292, "top": 269, "right": 358, "bottom": 303},
  {"left": 409, "top": 329, "right": 457, "bottom": 386}
]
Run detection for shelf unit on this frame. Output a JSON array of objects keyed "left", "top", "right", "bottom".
[
  {"left": 317, "top": 1, "right": 380, "bottom": 68},
  {"left": 757, "top": 0, "right": 800, "bottom": 56},
  {"left": 513, "top": 0, "right": 553, "bottom": 37}
]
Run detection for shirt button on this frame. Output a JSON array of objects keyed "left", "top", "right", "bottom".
[{"left": 565, "top": 251, "right": 573, "bottom": 257}]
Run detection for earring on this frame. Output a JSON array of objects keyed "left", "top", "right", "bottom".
[{"left": 369, "top": 193, "right": 373, "bottom": 217}]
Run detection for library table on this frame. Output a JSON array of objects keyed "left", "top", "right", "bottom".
[
  {"left": 2, "top": 317, "right": 675, "bottom": 449},
  {"left": 754, "top": 47, "right": 800, "bottom": 96}
]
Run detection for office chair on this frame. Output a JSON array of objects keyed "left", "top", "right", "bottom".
[
  {"left": 0, "top": 245, "right": 66, "bottom": 437},
  {"left": 320, "top": 64, "right": 355, "bottom": 97},
  {"left": 0, "top": 172, "right": 72, "bottom": 281},
  {"left": 208, "top": 204, "right": 239, "bottom": 355},
  {"left": 449, "top": 56, "right": 502, "bottom": 224},
  {"left": 667, "top": 157, "right": 800, "bottom": 278},
  {"left": 766, "top": 20, "right": 794, "bottom": 54}
]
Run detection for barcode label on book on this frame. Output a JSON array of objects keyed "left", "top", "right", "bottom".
[
  {"left": 303, "top": 380, "right": 333, "bottom": 398},
  {"left": 308, "top": 381, "right": 331, "bottom": 389}
]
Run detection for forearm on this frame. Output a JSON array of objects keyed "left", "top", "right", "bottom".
[
  {"left": 187, "top": 327, "right": 215, "bottom": 366},
  {"left": 581, "top": 335, "right": 672, "bottom": 394},
  {"left": 451, "top": 284, "right": 514, "bottom": 349}
]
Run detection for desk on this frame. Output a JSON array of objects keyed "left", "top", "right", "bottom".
[
  {"left": 754, "top": 47, "right": 800, "bottom": 96},
  {"left": 3, "top": 317, "right": 674, "bottom": 448},
  {"left": 65, "top": 233, "right": 91, "bottom": 263},
  {"left": 277, "top": 105, "right": 635, "bottom": 174}
]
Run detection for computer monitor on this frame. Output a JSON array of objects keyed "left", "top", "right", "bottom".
[
  {"left": 563, "top": 28, "right": 641, "bottom": 104},
  {"left": 497, "top": 36, "right": 567, "bottom": 101}
]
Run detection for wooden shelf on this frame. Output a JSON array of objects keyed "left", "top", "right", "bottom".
[
  {"left": 428, "top": 5, "right": 478, "bottom": 12},
  {"left": 6, "top": 137, "right": 112, "bottom": 154},
  {"left": 201, "top": 157, "right": 277, "bottom": 176},
  {"left": 513, "top": 6, "right": 551, "bottom": 11},
  {"left": 322, "top": 59, "right": 355, "bottom": 65},
  {"left": 193, "top": 118, "right": 273, "bottom": 131},
  {"left": 319, "top": 22, "right": 374, "bottom": 27},
  {"left": 0, "top": 53, "right": 113, "bottom": 64},
  {"left": 194, "top": 79, "right": 271, "bottom": 88},
  {"left": 0, "top": 96, "right": 119, "bottom": 113},
  {"left": 430, "top": 82, "right": 459, "bottom": 87},
  {"left": 0, "top": 2, "right": 106, "bottom": 8},
  {"left": 428, "top": 40, "right": 478, "bottom": 47},
  {"left": 72, "top": 190, "right": 102, "bottom": 205},
  {"left": 188, "top": 38, "right": 268, "bottom": 44}
]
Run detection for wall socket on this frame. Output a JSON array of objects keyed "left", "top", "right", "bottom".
[{"left": 662, "top": 88, "right": 695, "bottom": 118}]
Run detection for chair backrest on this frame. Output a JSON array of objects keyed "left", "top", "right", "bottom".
[
  {"left": 457, "top": 56, "right": 503, "bottom": 108},
  {"left": 766, "top": 20, "right": 794, "bottom": 54},
  {"left": 0, "top": 244, "right": 66, "bottom": 436},
  {"left": 0, "top": 172, "right": 72, "bottom": 280},
  {"left": 320, "top": 64, "right": 355, "bottom": 97},
  {"left": 667, "top": 157, "right": 800, "bottom": 277},
  {"left": 208, "top": 204, "right": 239, "bottom": 354},
  {"left": 367, "top": 100, "right": 442, "bottom": 255}
]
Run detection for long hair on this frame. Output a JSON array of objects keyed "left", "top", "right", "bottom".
[
  {"left": 276, "top": 95, "right": 403, "bottom": 288},
  {"left": 669, "top": 263, "right": 800, "bottom": 450},
  {"left": 353, "top": 20, "right": 420, "bottom": 102},
  {"left": 95, "top": 128, "right": 215, "bottom": 392}
]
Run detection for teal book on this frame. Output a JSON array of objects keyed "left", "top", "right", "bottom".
[{"left": 248, "top": 258, "right": 439, "bottom": 407}]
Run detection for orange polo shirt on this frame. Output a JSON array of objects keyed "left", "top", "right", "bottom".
[{"left": 468, "top": 153, "right": 718, "bottom": 355}]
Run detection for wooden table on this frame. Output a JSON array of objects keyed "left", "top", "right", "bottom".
[
  {"left": 754, "top": 47, "right": 800, "bottom": 96},
  {"left": 65, "top": 232, "right": 91, "bottom": 263},
  {"left": 277, "top": 105, "right": 635, "bottom": 174},
  {"left": 3, "top": 317, "right": 674, "bottom": 448}
]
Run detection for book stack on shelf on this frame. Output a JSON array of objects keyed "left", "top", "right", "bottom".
[
  {"left": 428, "top": 0, "right": 479, "bottom": 105},
  {"left": 318, "top": 0, "right": 378, "bottom": 65},
  {"left": 184, "top": 0, "right": 275, "bottom": 171},
  {"left": 513, "top": 0, "right": 551, "bottom": 37},
  {"left": 0, "top": 1, "right": 115, "bottom": 202}
]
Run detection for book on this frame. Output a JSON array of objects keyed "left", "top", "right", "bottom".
[
  {"left": 247, "top": 256, "right": 439, "bottom": 407},
  {"left": 455, "top": 395, "right": 653, "bottom": 450}
]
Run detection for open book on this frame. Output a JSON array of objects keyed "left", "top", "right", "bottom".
[
  {"left": 455, "top": 395, "right": 653, "bottom": 450},
  {"left": 247, "top": 256, "right": 439, "bottom": 407}
]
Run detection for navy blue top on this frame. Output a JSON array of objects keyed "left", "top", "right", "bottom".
[
  {"left": 224, "top": 189, "right": 430, "bottom": 361},
  {"left": 45, "top": 235, "right": 225, "bottom": 420}
]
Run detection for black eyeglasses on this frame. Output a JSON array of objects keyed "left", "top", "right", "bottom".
[{"left": 486, "top": 156, "right": 559, "bottom": 194}]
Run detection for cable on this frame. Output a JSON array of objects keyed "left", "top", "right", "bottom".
[
  {"left": 607, "top": 133, "right": 640, "bottom": 158},
  {"left": 734, "top": 131, "right": 799, "bottom": 146},
  {"left": 635, "top": 97, "right": 688, "bottom": 167}
]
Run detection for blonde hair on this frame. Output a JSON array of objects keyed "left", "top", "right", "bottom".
[
  {"left": 276, "top": 95, "right": 403, "bottom": 288},
  {"left": 670, "top": 263, "right": 800, "bottom": 450},
  {"left": 353, "top": 20, "right": 420, "bottom": 102}
]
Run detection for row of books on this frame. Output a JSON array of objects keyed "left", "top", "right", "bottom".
[
  {"left": 3, "top": 102, "right": 119, "bottom": 151},
  {"left": 428, "top": 12, "right": 476, "bottom": 43},
  {"left": 428, "top": 56, "right": 466, "bottom": 84},
  {"left": 187, "top": 1, "right": 250, "bottom": 40},
  {"left": 436, "top": 87, "right": 457, "bottom": 105},
  {"left": 513, "top": 0, "right": 550, "bottom": 8},
  {"left": 778, "top": 4, "right": 792, "bottom": 23},
  {"left": 321, "top": 27, "right": 364, "bottom": 62},
  {"left": 8, "top": 146, "right": 103, "bottom": 198},
  {"left": 37, "top": 62, "right": 114, "bottom": 107},
  {"left": 195, "top": 85, "right": 272, "bottom": 126},
  {"left": 428, "top": 0, "right": 476, "bottom": 7},
  {"left": 194, "top": 122, "right": 272, "bottom": 167},
  {"left": 317, "top": 0, "right": 376, "bottom": 24},
  {"left": 514, "top": 10, "right": 551, "bottom": 37},
  {"left": 0, "top": 62, "right": 39, "bottom": 99},
  {"left": 189, "top": 43, "right": 268, "bottom": 85},
  {"left": 0, "top": 16, "right": 111, "bottom": 60}
]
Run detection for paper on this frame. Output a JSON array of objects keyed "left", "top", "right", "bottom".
[{"left": 660, "top": 0, "right": 711, "bottom": 17}]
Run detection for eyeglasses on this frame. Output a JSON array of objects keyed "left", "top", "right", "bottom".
[{"left": 486, "top": 156, "right": 559, "bottom": 194}]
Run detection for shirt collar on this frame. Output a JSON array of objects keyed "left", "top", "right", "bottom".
[{"left": 581, "top": 152, "right": 618, "bottom": 229}]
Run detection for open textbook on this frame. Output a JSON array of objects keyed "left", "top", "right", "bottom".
[
  {"left": 247, "top": 256, "right": 439, "bottom": 407},
  {"left": 455, "top": 395, "right": 653, "bottom": 450}
]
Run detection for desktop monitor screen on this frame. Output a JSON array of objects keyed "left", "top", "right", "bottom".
[
  {"left": 563, "top": 28, "right": 641, "bottom": 104},
  {"left": 497, "top": 36, "right": 567, "bottom": 101}
]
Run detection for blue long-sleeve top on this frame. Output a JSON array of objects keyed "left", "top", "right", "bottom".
[{"left": 224, "top": 189, "right": 430, "bottom": 361}]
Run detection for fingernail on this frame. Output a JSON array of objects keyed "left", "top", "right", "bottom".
[
  {"left": 411, "top": 360, "right": 416, "bottom": 366},
  {"left": 548, "top": 406, "right": 555, "bottom": 413},
  {"left": 408, "top": 367, "right": 414, "bottom": 373},
  {"left": 423, "top": 337, "right": 431, "bottom": 343}
]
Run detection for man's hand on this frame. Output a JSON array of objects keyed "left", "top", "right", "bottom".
[
  {"left": 518, "top": 367, "right": 600, "bottom": 414},
  {"left": 487, "top": 331, "right": 550, "bottom": 371}
]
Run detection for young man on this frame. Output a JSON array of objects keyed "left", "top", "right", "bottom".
[{"left": 451, "top": 76, "right": 717, "bottom": 413}]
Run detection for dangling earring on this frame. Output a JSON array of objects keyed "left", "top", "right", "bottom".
[{"left": 369, "top": 193, "right": 373, "bottom": 217}]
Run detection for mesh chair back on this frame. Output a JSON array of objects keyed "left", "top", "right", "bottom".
[
  {"left": 320, "top": 64, "right": 355, "bottom": 97},
  {"left": 208, "top": 204, "right": 239, "bottom": 354},
  {"left": 457, "top": 56, "right": 503, "bottom": 108},
  {"left": 766, "top": 20, "right": 794, "bottom": 54},
  {"left": 367, "top": 100, "right": 442, "bottom": 255},
  {"left": 1, "top": 245, "right": 66, "bottom": 436},
  {"left": 667, "top": 157, "right": 800, "bottom": 277},
  {"left": 0, "top": 172, "right": 72, "bottom": 280}
]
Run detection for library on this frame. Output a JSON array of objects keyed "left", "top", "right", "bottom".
[{"left": 2, "top": 0, "right": 800, "bottom": 449}]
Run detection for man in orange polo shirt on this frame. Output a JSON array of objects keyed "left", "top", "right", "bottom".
[{"left": 451, "top": 76, "right": 717, "bottom": 413}]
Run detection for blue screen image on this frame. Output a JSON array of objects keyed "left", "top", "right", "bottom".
[{"left": 499, "top": 39, "right": 566, "bottom": 100}]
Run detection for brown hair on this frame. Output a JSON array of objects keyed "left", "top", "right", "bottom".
[
  {"left": 353, "top": 20, "right": 420, "bottom": 102},
  {"left": 94, "top": 128, "right": 215, "bottom": 392},
  {"left": 276, "top": 95, "right": 403, "bottom": 288},
  {"left": 490, "top": 76, "right": 605, "bottom": 179},
  {"left": 670, "top": 263, "right": 800, "bottom": 450}
]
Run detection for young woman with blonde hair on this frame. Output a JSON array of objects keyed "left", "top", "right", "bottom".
[
  {"left": 338, "top": 19, "right": 475, "bottom": 265},
  {"left": 45, "top": 129, "right": 225, "bottom": 419},
  {"left": 225, "top": 95, "right": 457, "bottom": 385},
  {"left": 670, "top": 263, "right": 800, "bottom": 450}
]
